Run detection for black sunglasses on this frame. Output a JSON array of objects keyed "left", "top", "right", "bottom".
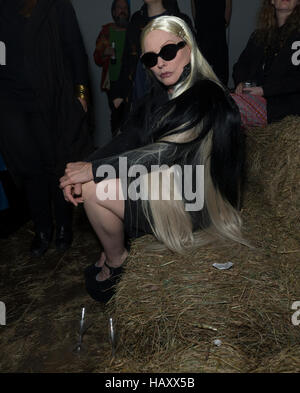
[{"left": 141, "top": 41, "right": 187, "bottom": 68}]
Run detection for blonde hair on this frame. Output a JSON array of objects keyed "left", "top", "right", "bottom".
[{"left": 134, "top": 16, "right": 246, "bottom": 253}]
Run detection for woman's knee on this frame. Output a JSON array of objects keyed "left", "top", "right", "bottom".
[
  {"left": 95, "top": 179, "right": 125, "bottom": 219},
  {"left": 82, "top": 179, "right": 125, "bottom": 217},
  {"left": 95, "top": 178, "right": 124, "bottom": 203}
]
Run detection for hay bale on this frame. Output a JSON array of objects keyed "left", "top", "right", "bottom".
[
  {"left": 245, "top": 116, "right": 300, "bottom": 244},
  {"left": 107, "top": 116, "right": 300, "bottom": 372},
  {"left": 109, "top": 238, "right": 300, "bottom": 371}
]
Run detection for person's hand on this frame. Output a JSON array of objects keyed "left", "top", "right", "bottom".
[
  {"left": 113, "top": 98, "right": 124, "bottom": 109},
  {"left": 235, "top": 82, "right": 244, "bottom": 95},
  {"left": 78, "top": 97, "right": 88, "bottom": 112},
  {"left": 242, "top": 86, "right": 264, "bottom": 96},
  {"left": 63, "top": 183, "right": 84, "bottom": 207},
  {"left": 60, "top": 162, "right": 93, "bottom": 189}
]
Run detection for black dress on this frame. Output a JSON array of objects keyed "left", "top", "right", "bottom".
[{"left": 87, "top": 79, "right": 243, "bottom": 240}]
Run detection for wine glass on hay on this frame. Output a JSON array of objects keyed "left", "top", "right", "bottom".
[{"left": 73, "top": 307, "right": 88, "bottom": 354}]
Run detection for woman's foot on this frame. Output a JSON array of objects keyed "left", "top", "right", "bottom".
[
  {"left": 85, "top": 249, "right": 128, "bottom": 303},
  {"left": 84, "top": 251, "right": 106, "bottom": 277},
  {"left": 96, "top": 249, "right": 128, "bottom": 282}
]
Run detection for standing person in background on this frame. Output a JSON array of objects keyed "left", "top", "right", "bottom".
[
  {"left": 191, "top": 0, "right": 232, "bottom": 85},
  {"left": 111, "top": 0, "right": 194, "bottom": 129},
  {"left": 94, "top": 0, "right": 130, "bottom": 136},
  {"left": 0, "top": 0, "right": 91, "bottom": 256}
]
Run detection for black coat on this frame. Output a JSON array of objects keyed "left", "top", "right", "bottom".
[
  {"left": 0, "top": 0, "right": 93, "bottom": 177},
  {"left": 233, "top": 29, "right": 300, "bottom": 123}
]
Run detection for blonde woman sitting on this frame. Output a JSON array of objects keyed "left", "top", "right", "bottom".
[{"left": 59, "top": 16, "right": 246, "bottom": 302}]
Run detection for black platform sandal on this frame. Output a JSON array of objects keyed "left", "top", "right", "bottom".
[
  {"left": 84, "top": 262, "right": 103, "bottom": 277},
  {"left": 85, "top": 261, "right": 124, "bottom": 303}
]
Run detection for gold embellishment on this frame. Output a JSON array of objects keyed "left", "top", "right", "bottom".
[
  {"left": 75, "top": 84, "right": 88, "bottom": 100},
  {"left": 178, "top": 29, "right": 185, "bottom": 39},
  {"left": 77, "top": 93, "right": 87, "bottom": 100}
]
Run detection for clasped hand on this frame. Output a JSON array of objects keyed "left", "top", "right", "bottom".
[
  {"left": 59, "top": 161, "right": 93, "bottom": 206},
  {"left": 235, "top": 83, "right": 264, "bottom": 96}
]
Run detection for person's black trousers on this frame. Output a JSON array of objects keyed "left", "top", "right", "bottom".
[
  {"left": 0, "top": 109, "right": 72, "bottom": 234},
  {"left": 107, "top": 81, "right": 126, "bottom": 136},
  {"left": 196, "top": 30, "right": 229, "bottom": 86}
]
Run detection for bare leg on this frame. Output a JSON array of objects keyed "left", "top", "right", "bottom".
[{"left": 82, "top": 179, "right": 128, "bottom": 281}]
